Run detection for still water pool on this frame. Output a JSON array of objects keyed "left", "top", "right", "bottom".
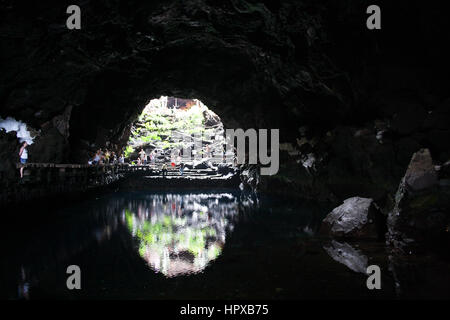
[{"left": 0, "top": 190, "right": 448, "bottom": 299}]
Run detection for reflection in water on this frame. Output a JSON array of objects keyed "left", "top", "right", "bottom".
[
  {"left": 5, "top": 191, "right": 447, "bottom": 299},
  {"left": 123, "top": 193, "right": 238, "bottom": 277},
  {"left": 323, "top": 240, "right": 368, "bottom": 273},
  {"left": 17, "top": 267, "right": 30, "bottom": 300},
  {"left": 0, "top": 191, "right": 240, "bottom": 299}
]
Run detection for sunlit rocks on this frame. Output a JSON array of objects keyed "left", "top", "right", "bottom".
[
  {"left": 124, "top": 96, "right": 226, "bottom": 165},
  {"left": 320, "top": 197, "right": 385, "bottom": 239}
]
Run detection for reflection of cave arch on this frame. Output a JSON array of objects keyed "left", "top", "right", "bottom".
[{"left": 124, "top": 192, "right": 238, "bottom": 277}]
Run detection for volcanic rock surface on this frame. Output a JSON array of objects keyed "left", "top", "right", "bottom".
[
  {"left": 387, "top": 149, "right": 450, "bottom": 252},
  {"left": 320, "top": 197, "right": 385, "bottom": 239},
  {"left": 0, "top": 0, "right": 449, "bottom": 207}
]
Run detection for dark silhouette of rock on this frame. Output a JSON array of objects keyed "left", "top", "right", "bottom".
[
  {"left": 239, "top": 164, "right": 260, "bottom": 193},
  {"left": 0, "top": 131, "right": 20, "bottom": 184},
  {"left": 203, "top": 109, "right": 221, "bottom": 127},
  {"left": 437, "top": 160, "right": 450, "bottom": 179},
  {"left": 217, "top": 163, "right": 235, "bottom": 175},
  {"left": 320, "top": 197, "right": 385, "bottom": 239},
  {"left": 387, "top": 148, "right": 450, "bottom": 252},
  {"left": 404, "top": 149, "right": 438, "bottom": 192},
  {"left": 392, "top": 105, "right": 427, "bottom": 135}
]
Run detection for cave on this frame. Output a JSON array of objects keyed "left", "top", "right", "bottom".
[
  {"left": 122, "top": 96, "right": 227, "bottom": 164},
  {"left": 0, "top": 0, "right": 450, "bottom": 304}
]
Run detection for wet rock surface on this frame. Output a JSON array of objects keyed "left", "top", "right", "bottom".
[
  {"left": 323, "top": 240, "right": 368, "bottom": 273},
  {"left": 320, "top": 197, "right": 385, "bottom": 239}
]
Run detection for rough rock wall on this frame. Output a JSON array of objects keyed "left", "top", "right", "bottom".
[
  {"left": 0, "top": 0, "right": 353, "bottom": 159},
  {"left": 1, "top": 0, "right": 449, "bottom": 204}
]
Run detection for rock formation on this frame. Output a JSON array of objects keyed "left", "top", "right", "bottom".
[
  {"left": 387, "top": 149, "right": 450, "bottom": 252},
  {"left": 320, "top": 197, "right": 385, "bottom": 239},
  {"left": 0, "top": 0, "right": 449, "bottom": 207}
]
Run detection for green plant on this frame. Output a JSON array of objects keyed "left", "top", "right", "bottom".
[{"left": 124, "top": 145, "right": 134, "bottom": 158}]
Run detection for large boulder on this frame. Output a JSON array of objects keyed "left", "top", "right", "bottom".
[
  {"left": 320, "top": 197, "right": 385, "bottom": 239},
  {"left": 387, "top": 148, "right": 450, "bottom": 252},
  {"left": 203, "top": 109, "right": 221, "bottom": 127},
  {"left": 192, "top": 158, "right": 212, "bottom": 169},
  {"left": 404, "top": 149, "right": 438, "bottom": 192}
]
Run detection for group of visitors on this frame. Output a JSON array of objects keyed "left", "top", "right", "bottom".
[
  {"left": 89, "top": 148, "right": 124, "bottom": 165},
  {"left": 137, "top": 148, "right": 156, "bottom": 165},
  {"left": 135, "top": 148, "right": 184, "bottom": 177},
  {"left": 159, "top": 161, "right": 185, "bottom": 177},
  {"left": 17, "top": 142, "right": 186, "bottom": 179}
]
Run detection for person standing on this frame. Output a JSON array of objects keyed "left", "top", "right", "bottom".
[
  {"left": 98, "top": 149, "right": 104, "bottom": 164},
  {"left": 161, "top": 163, "right": 168, "bottom": 177},
  {"left": 18, "top": 141, "right": 28, "bottom": 178},
  {"left": 92, "top": 150, "right": 101, "bottom": 165},
  {"left": 139, "top": 148, "right": 147, "bottom": 165},
  {"left": 105, "top": 149, "right": 111, "bottom": 164},
  {"left": 179, "top": 162, "right": 185, "bottom": 176}
]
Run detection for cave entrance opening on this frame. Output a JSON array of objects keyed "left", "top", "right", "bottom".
[{"left": 124, "top": 96, "right": 232, "bottom": 172}]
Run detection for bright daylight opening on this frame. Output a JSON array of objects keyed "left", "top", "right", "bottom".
[
  {"left": 119, "top": 97, "right": 239, "bottom": 277},
  {"left": 124, "top": 96, "right": 232, "bottom": 172}
]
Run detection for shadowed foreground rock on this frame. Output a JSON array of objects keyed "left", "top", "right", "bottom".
[
  {"left": 404, "top": 148, "right": 438, "bottom": 192},
  {"left": 320, "top": 197, "right": 385, "bottom": 239},
  {"left": 387, "top": 148, "right": 450, "bottom": 252}
]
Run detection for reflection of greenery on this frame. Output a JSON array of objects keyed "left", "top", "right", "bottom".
[
  {"left": 125, "top": 209, "right": 222, "bottom": 264},
  {"left": 122, "top": 194, "right": 239, "bottom": 277},
  {"left": 125, "top": 209, "right": 134, "bottom": 230}
]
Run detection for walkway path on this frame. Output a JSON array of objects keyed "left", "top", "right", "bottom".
[{"left": 1, "top": 162, "right": 238, "bottom": 207}]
